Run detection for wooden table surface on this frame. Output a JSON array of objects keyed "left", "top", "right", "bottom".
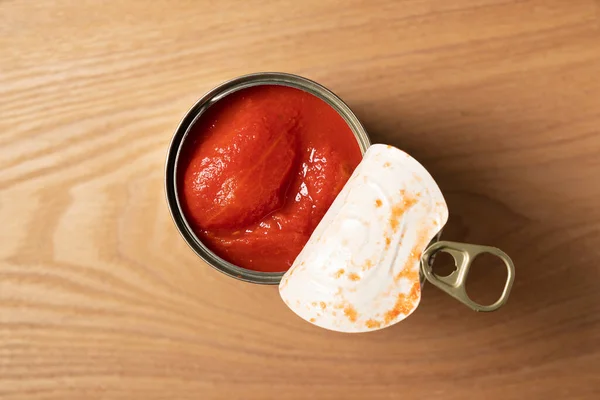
[{"left": 2, "top": 0, "right": 600, "bottom": 399}]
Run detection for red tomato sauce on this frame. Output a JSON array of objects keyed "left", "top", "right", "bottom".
[{"left": 179, "top": 85, "right": 362, "bottom": 272}]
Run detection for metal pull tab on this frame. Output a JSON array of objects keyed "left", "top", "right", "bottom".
[{"left": 421, "top": 241, "right": 515, "bottom": 312}]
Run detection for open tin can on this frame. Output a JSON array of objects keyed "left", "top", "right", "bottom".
[
  {"left": 165, "top": 73, "right": 370, "bottom": 284},
  {"left": 165, "top": 72, "right": 514, "bottom": 316}
]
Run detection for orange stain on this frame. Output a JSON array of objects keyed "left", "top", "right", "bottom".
[
  {"left": 409, "top": 284, "right": 420, "bottom": 301},
  {"left": 347, "top": 272, "right": 360, "bottom": 281},
  {"left": 334, "top": 269, "right": 345, "bottom": 278},
  {"left": 320, "top": 301, "right": 327, "bottom": 310},
  {"left": 395, "top": 233, "right": 426, "bottom": 282},
  {"left": 383, "top": 162, "right": 391, "bottom": 168},
  {"left": 311, "top": 301, "right": 317, "bottom": 307},
  {"left": 344, "top": 304, "right": 358, "bottom": 322},
  {"left": 362, "top": 259, "right": 374, "bottom": 271},
  {"left": 365, "top": 319, "right": 382, "bottom": 329},
  {"left": 375, "top": 199, "right": 383, "bottom": 208},
  {"left": 385, "top": 236, "right": 391, "bottom": 249},
  {"left": 395, "top": 265, "right": 420, "bottom": 283},
  {"left": 309, "top": 318, "right": 316, "bottom": 323},
  {"left": 383, "top": 283, "right": 420, "bottom": 325},
  {"left": 389, "top": 197, "right": 417, "bottom": 232}
]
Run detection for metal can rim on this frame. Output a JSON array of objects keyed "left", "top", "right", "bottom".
[{"left": 165, "top": 72, "right": 372, "bottom": 285}]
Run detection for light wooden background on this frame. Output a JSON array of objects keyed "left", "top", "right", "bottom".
[{"left": 2, "top": 0, "right": 599, "bottom": 399}]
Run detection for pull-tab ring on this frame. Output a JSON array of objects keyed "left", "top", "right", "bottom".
[{"left": 421, "top": 241, "right": 515, "bottom": 312}]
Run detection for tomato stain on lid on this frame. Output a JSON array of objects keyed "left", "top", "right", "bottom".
[
  {"left": 385, "top": 236, "right": 391, "bottom": 249},
  {"left": 383, "top": 283, "right": 420, "bottom": 325},
  {"left": 365, "top": 319, "right": 382, "bottom": 329},
  {"left": 362, "top": 259, "right": 375, "bottom": 271},
  {"left": 395, "top": 266, "right": 420, "bottom": 283},
  {"left": 344, "top": 304, "right": 358, "bottom": 322},
  {"left": 347, "top": 272, "right": 360, "bottom": 281},
  {"left": 389, "top": 197, "right": 417, "bottom": 232}
]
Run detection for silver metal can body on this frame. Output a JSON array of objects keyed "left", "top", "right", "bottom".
[{"left": 165, "top": 72, "right": 371, "bottom": 285}]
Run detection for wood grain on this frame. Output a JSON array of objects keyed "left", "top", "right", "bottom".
[{"left": 1, "top": 0, "right": 600, "bottom": 398}]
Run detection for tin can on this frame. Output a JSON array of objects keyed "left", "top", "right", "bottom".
[
  {"left": 165, "top": 72, "right": 371, "bottom": 285},
  {"left": 166, "top": 73, "right": 514, "bottom": 314}
]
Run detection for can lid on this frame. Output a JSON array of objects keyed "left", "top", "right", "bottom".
[{"left": 279, "top": 144, "right": 448, "bottom": 332}]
